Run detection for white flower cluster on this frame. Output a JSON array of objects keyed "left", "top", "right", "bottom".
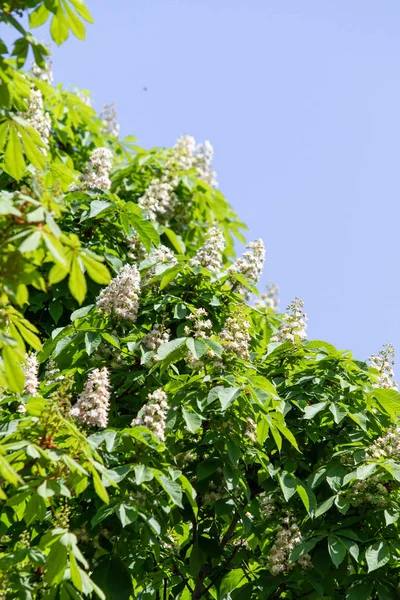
[
  {"left": 142, "top": 324, "right": 170, "bottom": 351},
  {"left": 184, "top": 307, "right": 213, "bottom": 339},
  {"left": 244, "top": 416, "right": 257, "bottom": 442},
  {"left": 171, "top": 135, "right": 217, "bottom": 187},
  {"left": 268, "top": 515, "right": 311, "bottom": 576},
  {"left": 143, "top": 245, "right": 178, "bottom": 286},
  {"left": 259, "top": 494, "right": 276, "bottom": 518},
  {"left": 190, "top": 227, "right": 225, "bottom": 273},
  {"left": 96, "top": 264, "right": 141, "bottom": 322},
  {"left": 271, "top": 297, "right": 307, "bottom": 344},
  {"left": 195, "top": 140, "right": 217, "bottom": 187},
  {"left": 203, "top": 482, "right": 226, "bottom": 505},
  {"left": 138, "top": 174, "right": 178, "bottom": 221},
  {"left": 70, "top": 367, "right": 110, "bottom": 428},
  {"left": 79, "top": 147, "right": 113, "bottom": 190},
  {"left": 23, "top": 353, "right": 39, "bottom": 396},
  {"left": 32, "top": 58, "right": 54, "bottom": 84},
  {"left": 255, "top": 282, "right": 279, "bottom": 312},
  {"left": 366, "top": 426, "right": 400, "bottom": 460},
  {"left": 348, "top": 474, "right": 389, "bottom": 507},
  {"left": 369, "top": 344, "right": 397, "bottom": 390},
  {"left": 131, "top": 389, "right": 168, "bottom": 441},
  {"left": 220, "top": 313, "right": 251, "bottom": 360},
  {"left": 77, "top": 91, "right": 92, "bottom": 106},
  {"left": 228, "top": 239, "right": 266, "bottom": 299},
  {"left": 25, "top": 88, "right": 51, "bottom": 146},
  {"left": 100, "top": 102, "right": 120, "bottom": 137},
  {"left": 127, "top": 233, "right": 147, "bottom": 264},
  {"left": 44, "top": 358, "right": 64, "bottom": 385}
]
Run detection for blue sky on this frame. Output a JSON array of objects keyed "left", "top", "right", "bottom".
[{"left": 7, "top": 0, "right": 400, "bottom": 360}]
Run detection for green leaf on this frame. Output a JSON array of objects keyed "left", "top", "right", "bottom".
[
  {"left": 92, "top": 470, "right": 109, "bottom": 504},
  {"left": 273, "top": 420, "right": 300, "bottom": 451},
  {"left": 69, "top": 551, "right": 82, "bottom": 591},
  {"left": 328, "top": 535, "right": 347, "bottom": 568},
  {"left": 4, "top": 123, "right": 26, "bottom": 180},
  {"left": 0, "top": 453, "right": 23, "bottom": 487},
  {"left": 155, "top": 473, "right": 183, "bottom": 508},
  {"left": 356, "top": 463, "right": 377, "bottom": 480},
  {"left": 24, "top": 494, "right": 47, "bottom": 526},
  {"left": 329, "top": 402, "right": 347, "bottom": 424},
  {"left": 3, "top": 346, "right": 24, "bottom": 393},
  {"left": 159, "top": 265, "right": 181, "bottom": 290},
  {"left": 365, "top": 541, "right": 390, "bottom": 572},
  {"left": 186, "top": 337, "right": 206, "bottom": 359},
  {"left": 220, "top": 569, "right": 246, "bottom": 597},
  {"left": 30, "top": 3, "right": 51, "bottom": 27},
  {"left": 315, "top": 496, "right": 335, "bottom": 518},
  {"left": 64, "top": 0, "right": 86, "bottom": 39},
  {"left": 81, "top": 253, "right": 111, "bottom": 284},
  {"left": 43, "top": 232, "right": 67, "bottom": 266},
  {"left": 303, "top": 402, "right": 328, "bottom": 419},
  {"left": 85, "top": 332, "right": 101, "bottom": 356},
  {"left": 129, "top": 213, "right": 160, "bottom": 251},
  {"left": 164, "top": 228, "right": 185, "bottom": 253},
  {"left": 91, "top": 555, "right": 133, "bottom": 600},
  {"left": 373, "top": 388, "right": 400, "bottom": 418},
  {"left": 19, "top": 230, "right": 41, "bottom": 253},
  {"left": 346, "top": 581, "right": 374, "bottom": 600},
  {"left": 50, "top": 8, "right": 69, "bottom": 45},
  {"left": 18, "top": 125, "right": 46, "bottom": 169},
  {"left": 115, "top": 503, "right": 138, "bottom": 528},
  {"left": 83, "top": 200, "right": 112, "bottom": 220},
  {"left": 157, "top": 337, "right": 186, "bottom": 360},
  {"left": 68, "top": 0, "right": 94, "bottom": 23},
  {"left": 384, "top": 509, "right": 399, "bottom": 525},
  {"left": 44, "top": 542, "right": 68, "bottom": 584},
  {"left": 218, "top": 386, "right": 240, "bottom": 411},
  {"left": 69, "top": 256, "right": 87, "bottom": 304},
  {"left": 290, "top": 535, "right": 324, "bottom": 563},
  {"left": 182, "top": 407, "right": 203, "bottom": 433},
  {"left": 133, "top": 464, "right": 154, "bottom": 485},
  {"left": 279, "top": 472, "right": 298, "bottom": 502}
]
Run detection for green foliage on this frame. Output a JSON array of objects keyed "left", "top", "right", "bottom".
[{"left": 0, "top": 2, "right": 400, "bottom": 600}]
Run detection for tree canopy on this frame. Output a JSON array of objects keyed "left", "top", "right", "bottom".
[{"left": 1, "top": 3, "right": 400, "bottom": 599}]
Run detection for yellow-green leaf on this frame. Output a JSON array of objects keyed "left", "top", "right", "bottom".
[
  {"left": 29, "top": 3, "right": 51, "bottom": 28},
  {"left": 68, "top": 0, "right": 94, "bottom": 23},
  {"left": 69, "top": 256, "right": 87, "bottom": 304},
  {"left": 18, "top": 125, "right": 46, "bottom": 170},
  {"left": 81, "top": 254, "right": 111, "bottom": 285},
  {"left": 50, "top": 8, "right": 69, "bottom": 45},
  {"left": 2, "top": 346, "right": 24, "bottom": 393},
  {"left": 64, "top": 0, "right": 86, "bottom": 40},
  {"left": 4, "top": 123, "right": 26, "bottom": 180}
]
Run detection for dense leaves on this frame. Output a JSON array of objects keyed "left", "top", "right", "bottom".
[{"left": 1, "top": 2, "right": 400, "bottom": 600}]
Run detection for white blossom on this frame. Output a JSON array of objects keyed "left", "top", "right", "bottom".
[
  {"left": 138, "top": 175, "right": 177, "bottom": 221},
  {"left": 271, "top": 297, "right": 307, "bottom": 344},
  {"left": 190, "top": 227, "right": 225, "bottom": 273},
  {"left": 25, "top": 88, "right": 51, "bottom": 146},
  {"left": 96, "top": 264, "right": 140, "bottom": 322},
  {"left": 228, "top": 239, "right": 265, "bottom": 298},
  {"left": 186, "top": 308, "right": 213, "bottom": 339},
  {"left": 220, "top": 313, "right": 251, "bottom": 360},
  {"left": 142, "top": 324, "right": 170, "bottom": 351},
  {"left": 369, "top": 344, "right": 397, "bottom": 390},
  {"left": 268, "top": 514, "right": 310, "bottom": 575},
  {"left": 32, "top": 57, "right": 53, "bottom": 84},
  {"left": 194, "top": 140, "right": 217, "bottom": 187},
  {"left": 70, "top": 367, "right": 110, "bottom": 428},
  {"left": 366, "top": 425, "right": 400, "bottom": 460},
  {"left": 127, "top": 233, "right": 147, "bottom": 264},
  {"left": 100, "top": 102, "right": 120, "bottom": 137},
  {"left": 255, "top": 282, "right": 279, "bottom": 312},
  {"left": 80, "top": 147, "right": 113, "bottom": 190},
  {"left": 171, "top": 135, "right": 217, "bottom": 187},
  {"left": 23, "top": 353, "right": 39, "bottom": 396},
  {"left": 142, "top": 245, "right": 178, "bottom": 285},
  {"left": 131, "top": 388, "right": 168, "bottom": 441},
  {"left": 44, "top": 358, "right": 64, "bottom": 384}
]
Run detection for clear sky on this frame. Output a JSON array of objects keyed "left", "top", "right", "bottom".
[{"left": 7, "top": 0, "right": 400, "bottom": 361}]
